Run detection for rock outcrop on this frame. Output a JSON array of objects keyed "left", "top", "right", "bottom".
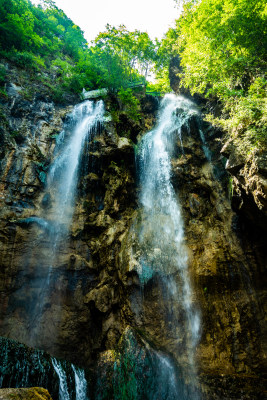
[
  {"left": 221, "top": 141, "right": 267, "bottom": 231},
  {"left": 0, "top": 64, "right": 157, "bottom": 367},
  {"left": 169, "top": 55, "right": 267, "bottom": 232},
  {"left": 0, "top": 388, "right": 53, "bottom": 400},
  {"left": 114, "top": 111, "right": 266, "bottom": 397},
  {"left": 168, "top": 58, "right": 266, "bottom": 398}
]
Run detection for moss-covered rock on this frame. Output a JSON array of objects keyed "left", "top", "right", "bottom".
[
  {"left": 93, "top": 326, "right": 194, "bottom": 400},
  {"left": 0, "top": 387, "right": 53, "bottom": 400}
]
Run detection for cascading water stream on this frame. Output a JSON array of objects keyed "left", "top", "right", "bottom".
[
  {"left": 47, "top": 100, "right": 104, "bottom": 245},
  {"left": 48, "top": 100, "right": 104, "bottom": 232},
  {"left": 30, "top": 100, "right": 104, "bottom": 340},
  {"left": 0, "top": 336, "right": 89, "bottom": 400},
  {"left": 52, "top": 358, "right": 71, "bottom": 400},
  {"left": 72, "top": 364, "right": 88, "bottom": 400},
  {"left": 136, "top": 94, "right": 200, "bottom": 397}
]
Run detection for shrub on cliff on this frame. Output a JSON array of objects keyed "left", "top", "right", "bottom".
[{"left": 174, "top": 0, "right": 267, "bottom": 153}]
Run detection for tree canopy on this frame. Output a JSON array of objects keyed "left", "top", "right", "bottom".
[
  {"left": 168, "top": 0, "right": 267, "bottom": 153},
  {"left": 94, "top": 24, "right": 156, "bottom": 81},
  {"left": 0, "top": 0, "right": 157, "bottom": 101}
]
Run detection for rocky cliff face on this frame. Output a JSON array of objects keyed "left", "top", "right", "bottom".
[
  {"left": 221, "top": 141, "right": 267, "bottom": 232},
  {"left": 168, "top": 57, "right": 266, "bottom": 398},
  {"left": 172, "top": 115, "right": 266, "bottom": 398},
  {"left": 169, "top": 55, "right": 267, "bottom": 233},
  {"left": 0, "top": 61, "right": 266, "bottom": 399},
  {"left": 0, "top": 64, "right": 158, "bottom": 368}
]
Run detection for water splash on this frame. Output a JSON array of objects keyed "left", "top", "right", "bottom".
[{"left": 0, "top": 336, "right": 91, "bottom": 400}]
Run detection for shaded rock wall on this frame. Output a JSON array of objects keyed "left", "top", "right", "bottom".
[
  {"left": 0, "top": 74, "right": 157, "bottom": 367},
  {"left": 168, "top": 59, "right": 266, "bottom": 397},
  {"left": 221, "top": 141, "right": 267, "bottom": 231},
  {"left": 115, "top": 111, "right": 266, "bottom": 397},
  {"left": 173, "top": 116, "right": 266, "bottom": 398}
]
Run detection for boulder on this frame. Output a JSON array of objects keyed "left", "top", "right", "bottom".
[{"left": 0, "top": 388, "right": 53, "bottom": 400}]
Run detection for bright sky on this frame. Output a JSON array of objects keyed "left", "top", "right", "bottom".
[{"left": 32, "top": 0, "right": 178, "bottom": 42}]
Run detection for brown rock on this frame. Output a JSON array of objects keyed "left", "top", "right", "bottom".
[{"left": 0, "top": 388, "right": 53, "bottom": 400}]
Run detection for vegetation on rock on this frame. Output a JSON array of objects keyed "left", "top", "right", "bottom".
[
  {"left": 158, "top": 0, "right": 267, "bottom": 154},
  {"left": 0, "top": 0, "right": 157, "bottom": 102}
]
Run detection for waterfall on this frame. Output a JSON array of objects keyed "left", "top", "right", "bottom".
[
  {"left": 48, "top": 100, "right": 104, "bottom": 234},
  {"left": 0, "top": 336, "right": 90, "bottom": 400},
  {"left": 72, "top": 364, "right": 89, "bottom": 400},
  {"left": 28, "top": 100, "right": 105, "bottom": 341},
  {"left": 136, "top": 94, "right": 200, "bottom": 397},
  {"left": 52, "top": 358, "right": 71, "bottom": 400}
]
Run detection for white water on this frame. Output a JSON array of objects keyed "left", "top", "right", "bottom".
[
  {"left": 52, "top": 360, "right": 89, "bottom": 400},
  {"left": 137, "top": 94, "right": 200, "bottom": 395},
  {"left": 48, "top": 100, "right": 104, "bottom": 235},
  {"left": 72, "top": 364, "right": 89, "bottom": 400},
  {"left": 52, "top": 358, "right": 71, "bottom": 400},
  {"left": 29, "top": 100, "right": 104, "bottom": 341}
]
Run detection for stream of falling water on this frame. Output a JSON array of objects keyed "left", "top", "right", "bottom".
[
  {"left": 136, "top": 94, "right": 201, "bottom": 398},
  {"left": 48, "top": 100, "right": 104, "bottom": 231},
  {"left": 30, "top": 100, "right": 104, "bottom": 340}
]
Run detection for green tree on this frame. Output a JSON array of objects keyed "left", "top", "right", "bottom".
[
  {"left": 175, "top": 0, "right": 267, "bottom": 152},
  {"left": 94, "top": 25, "right": 156, "bottom": 81}
]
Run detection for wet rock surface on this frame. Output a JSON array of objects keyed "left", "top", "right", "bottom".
[
  {"left": 169, "top": 55, "right": 267, "bottom": 231},
  {"left": 93, "top": 326, "right": 195, "bottom": 400},
  {"left": 172, "top": 115, "right": 266, "bottom": 396},
  {"left": 221, "top": 141, "right": 267, "bottom": 231},
  {"left": 0, "top": 83, "right": 155, "bottom": 368}
]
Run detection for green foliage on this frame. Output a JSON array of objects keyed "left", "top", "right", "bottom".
[
  {"left": 87, "top": 47, "right": 129, "bottom": 92},
  {"left": 117, "top": 88, "right": 141, "bottom": 121},
  {"left": 151, "top": 27, "right": 181, "bottom": 94},
  {"left": 0, "top": 1, "right": 157, "bottom": 101},
  {"left": 146, "top": 76, "right": 170, "bottom": 95},
  {"left": 3, "top": 50, "right": 45, "bottom": 70},
  {"left": 94, "top": 24, "right": 156, "bottom": 82},
  {"left": 228, "top": 177, "right": 233, "bottom": 200},
  {"left": 0, "top": 64, "right": 6, "bottom": 85},
  {"left": 175, "top": 0, "right": 267, "bottom": 153},
  {"left": 154, "top": 28, "right": 179, "bottom": 71}
]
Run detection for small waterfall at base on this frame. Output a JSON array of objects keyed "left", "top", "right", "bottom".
[
  {"left": 72, "top": 364, "right": 89, "bottom": 400},
  {"left": 136, "top": 94, "right": 201, "bottom": 398},
  {"left": 52, "top": 358, "right": 71, "bottom": 400},
  {"left": 28, "top": 100, "right": 104, "bottom": 342},
  {"left": 0, "top": 336, "right": 89, "bottom": 400}
]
